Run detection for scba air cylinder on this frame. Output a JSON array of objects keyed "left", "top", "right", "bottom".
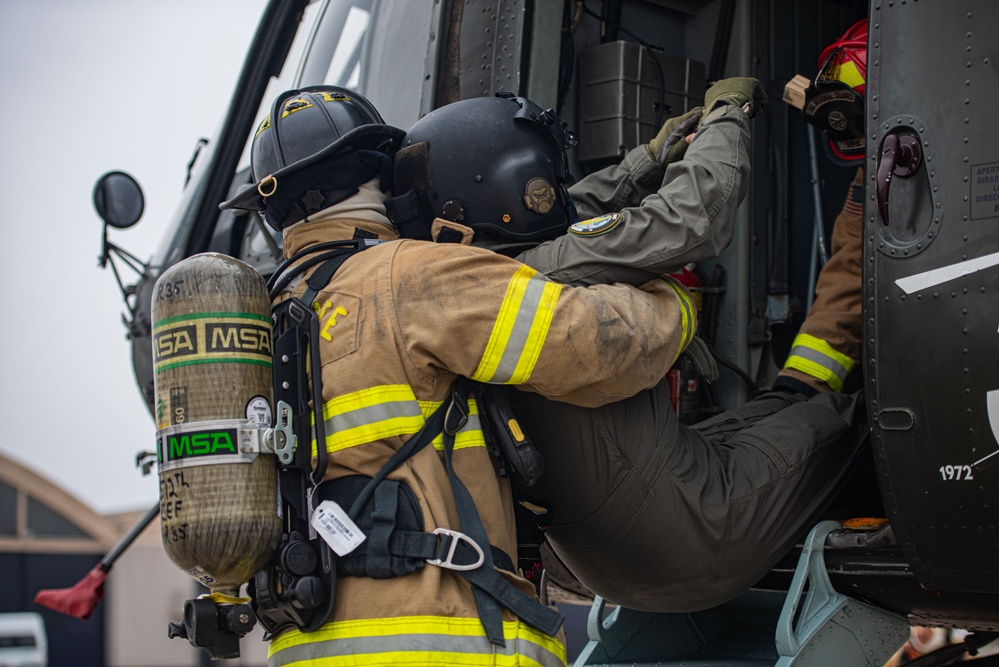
[{"left": 152, "top": 253, "right": 281, "bottom": 596}]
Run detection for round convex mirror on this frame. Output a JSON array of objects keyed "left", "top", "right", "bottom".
[{"left": 93, "top": 170, "right": 144, "bottom": 229}]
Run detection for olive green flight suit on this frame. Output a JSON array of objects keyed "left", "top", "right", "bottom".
[
  {"left": 510, "top": 107, "right": 869, "bottom": 613},
  {"left": 518, "top": 105, "right": 751, "bottom": 286}
]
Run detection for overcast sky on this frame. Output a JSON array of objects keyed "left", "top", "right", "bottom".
[{"left": 0, "top": 0, "right": 270, "bottom": 514}]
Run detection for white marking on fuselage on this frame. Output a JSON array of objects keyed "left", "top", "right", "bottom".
[
  {"left": 895, "top": 250, "right": 999, "bottom": 294},
  {"left": 974, "top": 390, "right": 999, "bottom": 467}
]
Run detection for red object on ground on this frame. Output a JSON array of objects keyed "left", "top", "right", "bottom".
[
  {"left": 33, "top": 503, "right": 159, "bottom": 620},
  {"left": 34, "top": 563, "right": 109, "bottom": 620}
]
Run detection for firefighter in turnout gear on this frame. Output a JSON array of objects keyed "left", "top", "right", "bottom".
[
  {"left": 221, "top": 86, "right": 701, "bottom": 666},
  {"left": 390, "top": 79, "right": 870, "bottom": 613},
  {"left": 778, "top": 18, "right": 869, "bottom": 395},
  {"left": 776, "top": 166, "right": 864, "bottom": 395}
]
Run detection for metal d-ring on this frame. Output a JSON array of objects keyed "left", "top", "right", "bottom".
[
  {"left": 428, "top": 528, "right": 484, "bottom": 571},
  {"left": 258, "top": 175, "right": 278, "bottom": 198}
]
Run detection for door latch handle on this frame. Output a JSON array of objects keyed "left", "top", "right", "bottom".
[{"left": 877, "top": 133, "right": 923, "bottom": 226}]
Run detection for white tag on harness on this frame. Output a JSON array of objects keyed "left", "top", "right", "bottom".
[{"left": 311, "top": 500, "right": 366, "bottom": 556}]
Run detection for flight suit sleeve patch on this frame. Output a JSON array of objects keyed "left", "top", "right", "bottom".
[{"left": 568, "top": 212, "right": 622, "bottom": 236}]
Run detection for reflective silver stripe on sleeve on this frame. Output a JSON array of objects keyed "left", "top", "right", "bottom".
[
  {"left": 491, "top": 273, "right": 551, "bottom": 384},
  {"left": 787, "top": 344, "right": 850, "bottom": 386}
]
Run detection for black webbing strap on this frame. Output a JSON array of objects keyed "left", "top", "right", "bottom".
[
  {"left": 301, "top": 250, "right": 357, "bottom": 307},
  {"left": 346, "top": 400, "right": 449, "bottom": 520},
  {"left": 343, "top": 378, "right": 563, "bottom": 645},
  {"left": 367, "top": 481, "right": 400, "bottom": 578},
  {"left": 385, "top": 190, "right": 433, "bottom": 241},
  {"left": 339, "top": 524, "right": 516, "bottom": 579},
  {"left": 339, "top": 528, "right": 516, "bottom": 576},
  {"left": 440, "top": 380, "right": 564, "bottom": 646}
]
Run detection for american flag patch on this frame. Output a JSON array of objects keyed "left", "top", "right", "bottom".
[{"left": 843, "top": 184, "right": 863, "bottom": 217}]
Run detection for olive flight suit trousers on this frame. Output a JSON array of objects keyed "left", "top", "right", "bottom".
[
  {"left": 512, "top": 168, "right": 869, "bottom": 613},
  {"left": 516, "top": 383, "right": 868, "bottom": 613}
]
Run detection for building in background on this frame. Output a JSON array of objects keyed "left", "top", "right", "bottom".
[{"left": 0, "top": 453, "right": 267, "bottom": 666}]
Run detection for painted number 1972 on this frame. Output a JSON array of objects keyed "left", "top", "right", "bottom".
[{"left": 939, "top": 464, "right": 974, "bottom": 481}]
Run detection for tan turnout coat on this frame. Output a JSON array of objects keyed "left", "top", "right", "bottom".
[{"left": 266, "top": 216, "right": 696, "bottom": 667}]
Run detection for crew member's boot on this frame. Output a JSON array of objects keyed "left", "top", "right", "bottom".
[{"left": 776, "top": 167, "right": 865, "bottom": 395}]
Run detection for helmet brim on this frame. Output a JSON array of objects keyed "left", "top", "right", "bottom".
[{"left": 220, "top": 123, "right": 405, "bottom": 212}]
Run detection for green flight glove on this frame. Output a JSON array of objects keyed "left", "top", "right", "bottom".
[
  {"left": 647, "top": 106, "right": 704, "bottom": 167},
  {"left": 703, "top": 77, "right": 768, "bottom": 118}
]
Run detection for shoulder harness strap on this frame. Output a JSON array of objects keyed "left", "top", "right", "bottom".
[{"left": 271, "top": 240, "right": 563, "bottom": 645}]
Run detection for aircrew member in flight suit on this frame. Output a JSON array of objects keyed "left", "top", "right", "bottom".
[
  {"left": 390, "top": 76, "right": 869, "bottom": 613},
  {"left": 220, "top": 86, "right": 703, "bottom": 667}
]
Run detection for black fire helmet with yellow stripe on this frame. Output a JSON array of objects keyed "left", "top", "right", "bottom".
[{"left": 220, "top": 85, "right": 405, "bottom": 231}]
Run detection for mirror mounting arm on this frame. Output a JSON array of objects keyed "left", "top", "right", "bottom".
[{"left": 99, "top": 229, "right": 149, "bottom": 321}]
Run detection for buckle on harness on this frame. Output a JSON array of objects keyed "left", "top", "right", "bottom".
[
  {"left": 443, "top": 391, "right": 468, "bottom": 436},
  {"left": 428, "top": 528, "right": 484, "bottom": 571}
]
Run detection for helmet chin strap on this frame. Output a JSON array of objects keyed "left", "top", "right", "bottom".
[
  {"left": 305, "top": 177, "right": 393, "bottom": 227},
  {"left": 263, "top": 150, "right": 395, "bottom": 231}
]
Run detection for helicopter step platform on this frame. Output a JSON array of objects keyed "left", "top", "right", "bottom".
[{"left": 574, "top": 521, "right": 910, "bottom": 667}]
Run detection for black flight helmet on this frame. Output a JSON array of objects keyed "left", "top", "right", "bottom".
[
  {"left": 390, "top": 93, "right": 578, "bottom": 243},
  {"left": 220, "top": 85, "right": 405, "bottom": 231}
]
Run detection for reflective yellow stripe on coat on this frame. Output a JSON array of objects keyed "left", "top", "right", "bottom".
[
  {"left": 784, "top": 332, "right": 855, "bottom": 392},
  {"left": 473, "top": 265, "right": 562, "bottom": 385},
  {"left": 312, "top": 385, "right": 485, "bottom": 455},
  {"left": 661, "top": 276, "right": 697, "bottom": 363},
  {"left": 267, "top": 615, "right": 566, "bottom": 667}
]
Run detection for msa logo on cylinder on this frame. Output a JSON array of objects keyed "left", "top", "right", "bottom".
[
  {"left": 153, "top": 316, "right": 273, "bottom": 370},
  {"left": 155, "top": 324, "right": 198, "bottom": 360},
  {"left": 205, "top": 323, "right": 271, "bottom": 353},
  {"left": 158, "top": 427, "right": 238, "bottom": 465}
]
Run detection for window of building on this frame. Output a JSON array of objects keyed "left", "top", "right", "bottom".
[
  {"left": 0, "top": 482, "right": 15, "bottom": 535},
  {"left": 27, "top": 496, "right": 87, "bottom": 538}
]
